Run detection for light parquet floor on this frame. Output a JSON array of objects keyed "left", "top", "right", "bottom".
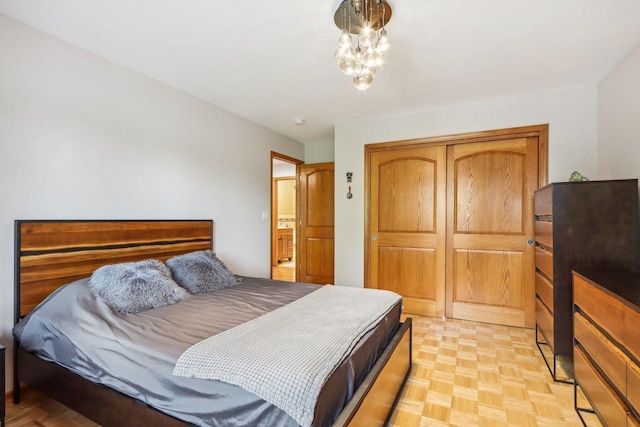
[
  {"left": 271, "top": 265, "right": 295, "bottom": 282},
  {"left": 5, "top": 315, "right": 602, "bottom": 426},
  {"left": 5, "top": 387, "right": 98, "bottom": 427},
  {"left": 390, "top": 315, "right": 601, "bottom": 427}
]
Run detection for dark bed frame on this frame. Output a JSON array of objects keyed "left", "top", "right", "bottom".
[{"left": 14, "top": 220, "right": 412, "bottom": 426}]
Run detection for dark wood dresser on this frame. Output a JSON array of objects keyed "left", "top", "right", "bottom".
[
  {"left": 573, "top": 270, "right": 640, "bottom": 427},
  {"left": 1, "top": 344, "right": 4, "bottom": 427},
  {"left": 534, "top": 179, "right": 638, "bottom": 382}
]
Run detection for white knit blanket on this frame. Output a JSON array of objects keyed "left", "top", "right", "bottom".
[{"left": 173, "top": 285, "right": 401, "bottom": 427}]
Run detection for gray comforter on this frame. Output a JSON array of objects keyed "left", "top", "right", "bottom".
[
  {"left": 13, "top": 277, "right": 401, "bottom": 426},
  {"left": 174, "top": 286, "right": 401, "bottom": 427}
]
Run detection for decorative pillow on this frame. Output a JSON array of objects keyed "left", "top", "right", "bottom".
[
  {"left": 166, "top": 250, "right": 240, "bottom": 294},
  {"left": 87, "top": 259, "right": 189, "bottom": 314}
]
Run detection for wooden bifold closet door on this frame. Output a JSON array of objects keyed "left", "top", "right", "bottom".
[{"left": 366, "top": 127, "right": 545, "bottom": 328}]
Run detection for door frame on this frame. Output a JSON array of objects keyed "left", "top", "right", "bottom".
[
  {"left": 364, "top": 124, "right": 549, "bottom": 288},
  {"left": 271, "top": 152, "right": 304, "bottom": 277}
]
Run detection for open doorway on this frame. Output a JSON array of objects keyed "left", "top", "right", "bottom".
[{"left": 271, "top": 152, "right": 303, "bottom": 281}]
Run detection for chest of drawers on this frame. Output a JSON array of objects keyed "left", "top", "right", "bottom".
[
  {"left": 573, "top": 270, "right": 640, "bottom": 426},
  {"left": 534, "top": 179, "right": 638, "bottom": 382}
]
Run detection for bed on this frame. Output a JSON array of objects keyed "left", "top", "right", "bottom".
[{"left": 13, "top": 220, "right": 412, "bottom": 426}]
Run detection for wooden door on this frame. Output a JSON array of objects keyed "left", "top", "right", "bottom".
[
  {"left": 446, "top": 138, "right": 538, "bottom": 327},
  {"left": 298, "top": 162, "right": 335, "bottom": 284},
  {"left": 368, "top": 146, "right": 447, "bottom": 317},
  {"left": 366, "top": 126, "right": 545, "bottom": 328}
]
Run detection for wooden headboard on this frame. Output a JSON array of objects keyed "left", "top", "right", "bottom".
[{"left": 15, "top": 220, "right": 213, "bottom": 321}]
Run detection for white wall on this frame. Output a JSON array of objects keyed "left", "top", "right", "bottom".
[
  {"left": 0, "top": 14, "right": 304, "bottom": 390},
  {"left": 273, "top": 162, "right": 296, "bottom": 178},
  {"left": 334, "top": 87, "right": 599, "bottom": 288},
  {"left": 305, "top": 138, "right": 335, "bottom": 164},
  {"left": 597, "top": 41, "right": 640, "bottom": 180}
]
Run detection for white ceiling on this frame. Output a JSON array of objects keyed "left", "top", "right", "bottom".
[{"left": 2, "top": 0, "right": 640, "bottom": 143}]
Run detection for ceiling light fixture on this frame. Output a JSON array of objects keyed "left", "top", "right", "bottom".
[{"left": 333, "top": 0, "right": 392, "bottom": 91}]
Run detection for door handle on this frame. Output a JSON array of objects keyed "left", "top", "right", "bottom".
[
  {"left": 527, "top": 239, "right": 535, "bottom": 246},
  {"left": 372, "top": 235, "right": 377, "bottom": 241}
]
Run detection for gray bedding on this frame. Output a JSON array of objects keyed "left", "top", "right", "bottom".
[
  {"left": 175, "top": 286, "right": 401, "bottom": 427},
  {"left": 13, "top": 276, "right": 401, "bottom": 426}
]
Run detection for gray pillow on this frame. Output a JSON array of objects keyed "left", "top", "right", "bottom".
[
  {"left": 87, "top": 259, "right": 189, "bottom": 314},
  {"left": 166, "top": 250, "right": 239, "bottom": 293}
]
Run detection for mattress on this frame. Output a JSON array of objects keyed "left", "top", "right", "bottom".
[{"left": 13, "top": 276, "right": 401, "bottom": 426}]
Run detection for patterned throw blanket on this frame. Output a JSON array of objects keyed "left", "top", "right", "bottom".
[{"left": 173, "top": 285, "right": 401, "bottom": 427}]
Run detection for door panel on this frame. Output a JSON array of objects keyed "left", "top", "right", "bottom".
[
  {"left": 378, "top": 247, "right": 437, "bottom": 315},
  {"left": 369, "top": 145, "right": 446, "bottom": 317},
  {"left": 298, "top": 163, "right": 334, "bottom": 284},
  {"left": 453, "top": 150, "right": 524, "bottom": 234},
  {"left": 378, "top": 158, "right": 436, "bottom": 233},
  {"left": 305, "top": 238, "right": 334, "bottom": 277},
  {"left": 446, "top": 137, "right": 537, "bottom": 327}
]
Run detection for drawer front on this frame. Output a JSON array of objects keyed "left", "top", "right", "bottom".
[
  {"left": 536, "top": 297, "right": 554, "bottom": 349},
  {"left": 534, "top": 220, "right": 553, "bottom": 249},
  {"left": 629, "top": 413, "right": 640, "bottom": 427},
  {"left": 574, "top": 311, "right": 628, "bottom": 393},
  {"left": 535, "top": 246, "right": 554, "bottom": 280},
  {"left": 574, "top": 345, "right": 630, "bottom": 427},
  {"left": 534, "top": 186, "right": 552, "bottom": 216},
  {"left": 278, "top": 228, "right": 293, "bottom": 236},
  {"left": 625, "top": 308, "right": 640, "bottom": 367},
  {"left": 574, "top": 273, "right": 640, "bottom": 361},
  {"left": 628, "top": 361, "right": 640, "bottom": 416},
  {"left": 535, "top": 272, "right": 554, "bottom": 312}
]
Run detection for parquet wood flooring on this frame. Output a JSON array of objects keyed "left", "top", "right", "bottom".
[
  {"left": 5, "top": 387, "right": 97, "bottom": 427},
  {"left": 271, "top": 265, "right": 295, "bottom": 281},
  {"left": 390, "top": 315, "right": 601, "bottom": 427},
  {"left": 5, "top": 315, "right": 602, "bottom": 426}
]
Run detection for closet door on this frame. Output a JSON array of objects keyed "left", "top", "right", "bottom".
[
  {"left": 366, "top": 128, "right": 543, "bottom": 327},
  {"left": 446, "top": 137, "right": 538, "bottom": 327},
  {"left": 368, "top": 145, "right": 447, "bottom": 317}
]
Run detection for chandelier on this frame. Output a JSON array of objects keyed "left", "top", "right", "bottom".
[{"left": 333, "top": 0, "right": 392, "bottom": 90}]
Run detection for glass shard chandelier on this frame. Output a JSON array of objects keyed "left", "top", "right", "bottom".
[{"left": 333, "top": 0, "right": 392, "bottom": 90}]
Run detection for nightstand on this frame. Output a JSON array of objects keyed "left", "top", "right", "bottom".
[{"left": 0, "top": 344, "right": 4, "bottom": 427}]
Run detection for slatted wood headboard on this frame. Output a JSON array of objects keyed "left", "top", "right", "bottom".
[{"left": 14, "top": 220, "right": 213, "bottom": 321}]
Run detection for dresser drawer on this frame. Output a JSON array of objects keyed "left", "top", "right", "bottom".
[
  {"left": 574, "top": 273, "right": 640, "bottom": 361},
  {"left": 534, "top": 220, "right": 553, "bottom": 249},
  {"left": 535, "top": 272, "right": 554, "bottom": 312},
  {"left": 536, "top": 297, "right": 554, "bottom": 349},
  {"left": 574, "top": 311, "right": 628, "bottom": 393},
  {"left": 534, "top": 185, "right": 552, "bottom": 216},
  {"left": 535, "top": 246, "right": 554, "bottom": 280},
  {"left": 628, "top": 361, "right": 640, "bottom": 416},
  {"left": 575, "top": 345, "right": 630, "bottom": 427}
]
